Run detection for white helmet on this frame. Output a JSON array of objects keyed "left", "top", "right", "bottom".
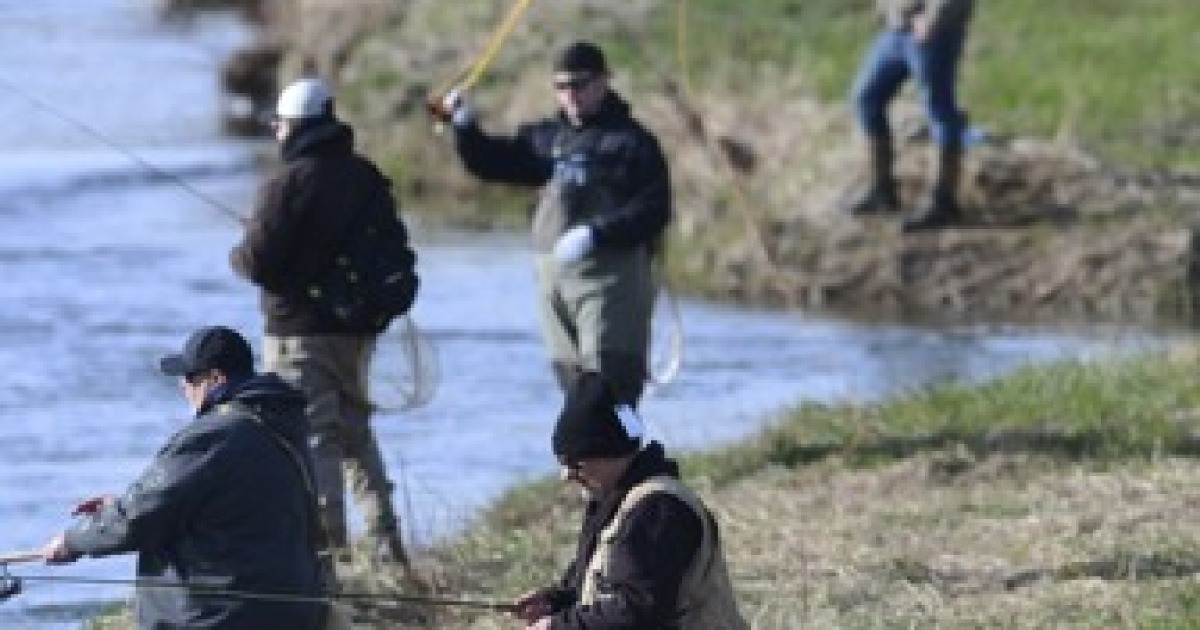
[{"left": 275, "top": 77, "right": 334, "bottom": 119}]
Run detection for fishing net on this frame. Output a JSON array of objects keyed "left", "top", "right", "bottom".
[
  {"left": 368, "top": 315, "right": 439, "bottom": 412},
  {"left": 647, "top": 285, "right": 684, "bottom": 390}
]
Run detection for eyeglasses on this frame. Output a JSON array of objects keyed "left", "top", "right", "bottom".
[
  {"left": 553, "top": 75, "right": 595, "bottom": 92},
  {"left": 559, "top": 457, "right": 583, "bottom": 472}
]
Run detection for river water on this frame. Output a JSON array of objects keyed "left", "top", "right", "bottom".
[{"left": 0, "top": 2, "right": 1182, "bottom": 628}]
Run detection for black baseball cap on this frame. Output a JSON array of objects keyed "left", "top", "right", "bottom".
[
  {"left": 160, "top": 326, "right": 254, "bottom": 378},
  {"left": 554, "top": 41, "right": 608, "bottom": 74}
]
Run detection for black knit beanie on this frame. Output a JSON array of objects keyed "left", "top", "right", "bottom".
[{"left": 552, "top": 373, "right": 643, "bottom": 462}]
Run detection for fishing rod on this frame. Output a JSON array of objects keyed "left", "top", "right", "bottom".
[
  {"left": 0, "top": 556, "right": 514, "bottom": 612},
  {"left": 0, "top": 74, "right": 247, "bottom": 226},
  {"left": 427, "top": 0, "right": 539, "bottom": 119},
  {"left": 0, "top": 73, "right": 439, "bottom": 410}
]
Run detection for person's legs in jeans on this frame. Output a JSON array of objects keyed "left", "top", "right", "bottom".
[
  {"left": 902, "top": 26, "right": 968, "bottom": 229},
  {"left": 852, "top": 29, "right": 911, "bottom": 142},
  {"left": 906, "top": 26, "right": 968, "bottom": 147},
  {"left": 848, "top": 29, "right": 911, "bottom": 214}
]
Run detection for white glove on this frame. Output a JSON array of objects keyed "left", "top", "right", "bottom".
[
  {"left": 441, "top": 87, "right": 475, "bottom": 128},
  {"left": 553, "top": 225, "right": 595, "bottom": 264}
]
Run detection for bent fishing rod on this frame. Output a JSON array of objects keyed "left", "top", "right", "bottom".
[{"left": 0, "top": 552, "right": 514, "bottom": 612}]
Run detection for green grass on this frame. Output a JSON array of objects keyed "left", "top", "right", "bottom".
[
  {"left": 684, "top": 352, "right": 1200, "bottom": 486},
  {"left": 606, "top": 0, "right": 1200, "bottom": 169}
]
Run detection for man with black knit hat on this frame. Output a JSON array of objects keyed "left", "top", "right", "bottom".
[
  {"left": 230, "top": 77, "right": 417, "bottom": 568},
  {"left": 40, "top": 326, "right": 326, "bottom": 630},
  {"left": 437, "top": 41, "right": 672, "bottom": 406},
  {"left": 511, "top": 373, "right": 748, "bottom": 629}
]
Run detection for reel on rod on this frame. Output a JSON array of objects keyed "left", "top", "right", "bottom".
[{"left": 0, "top": 565, "right": 21, "bottom": 602}]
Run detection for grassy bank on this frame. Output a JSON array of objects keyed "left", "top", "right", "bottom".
[
  {"left": 323, "top": 0, "right": 1200, "bottom": 322},
  {"left": 633, "top": 0, "right": 1200, "bottom": 169},
  {"left": 396, "top": 345, "right": 1200, "bottom": 628}
]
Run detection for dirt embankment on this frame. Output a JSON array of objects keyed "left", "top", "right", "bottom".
[{"left": 219, "top": 0, "right": 1200, "bottom": 326}]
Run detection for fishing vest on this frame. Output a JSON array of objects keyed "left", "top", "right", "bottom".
[
  {"left": 581, "top": 476, "right": 749, "bottom": 630},
  {"left": 531, "top": 126, "right": 633, "bottom": 252}
]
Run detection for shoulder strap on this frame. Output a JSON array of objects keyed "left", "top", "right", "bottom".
[{"left": 217, "top": 403, "right": 328, "bottom": 550}]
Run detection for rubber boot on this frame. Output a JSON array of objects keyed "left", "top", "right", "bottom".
[
  {"left": 903, "top": 145, "right": 963, "bottom": 232},
  {"left": 847, "top": 135, "right": 899, "bottom": 215}
]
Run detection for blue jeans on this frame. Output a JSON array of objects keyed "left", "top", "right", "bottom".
[{"left": 851, "top": 26, "right": 968, "bottom": 148}]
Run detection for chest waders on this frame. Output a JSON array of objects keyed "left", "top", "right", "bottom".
[{"left": 532, "top": 126, "right": 655, "bottom": 404}]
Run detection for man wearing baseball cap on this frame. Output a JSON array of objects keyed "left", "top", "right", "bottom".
[
  {"left": 438, "top": 41, "right": 672, "bottom": 407},
  {"left": 41, "top": 326, "right": 327, "bottom": 630},
  {"left": 511, "top": 373, "right": 748, "bottom": 629}
]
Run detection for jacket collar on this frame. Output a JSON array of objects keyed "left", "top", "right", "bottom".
[{"left": 280, "top": 119, "right": 353, "bottom": 162}]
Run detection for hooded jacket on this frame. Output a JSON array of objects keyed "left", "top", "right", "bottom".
[
  {"left": 230, "top": 120, "right": 412, "bottom": 336},
  {"left": 64, "top": 374, "right": 325, "bottom": 630},
  {"left": 452, "top": 92, "right": 671, "bottom": 254}
]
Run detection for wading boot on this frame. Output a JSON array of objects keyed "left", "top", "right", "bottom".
[
  {"left": 847, "top": 136, "right": 899, "bottom": 215},
  {"left": 903, "top": 145, "right": 963, "bottom": 232}
]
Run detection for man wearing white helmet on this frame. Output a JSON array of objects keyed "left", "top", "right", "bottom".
[{"left": 230, "top": 77, "right": 417, "bottom": 569}]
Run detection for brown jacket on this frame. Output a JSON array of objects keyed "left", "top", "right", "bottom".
[{"left": 876, "top": 0, "right": 974, "bottom": 33}]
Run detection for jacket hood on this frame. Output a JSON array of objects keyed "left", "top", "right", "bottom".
[
  {"left": 281, "top": 119, "right": 354, "bottom": 162},
  {"left": 200, "top": 373, "right": 310, "bottom": 445},
  {"left": 617, "top": 441, "right": 680, "bottom": 488}
]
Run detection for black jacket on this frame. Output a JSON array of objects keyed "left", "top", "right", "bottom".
[
  {"left": 231, "top": 120, "right": 411, "bottom": 335},
  {"left": 547, "top": 442, "right": 704, "bottom": 629},
  {"left": 452, "top": 93, "right": 671, "bottom": 251},
  {"left": 65, "top": 374, "right": 325, "bottom": 630}
]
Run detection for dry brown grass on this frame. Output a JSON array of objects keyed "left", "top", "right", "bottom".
[
  {"left": 716, "top": 452, "right": 1200, "bottom": 628},
  {"left": 316, "top": 451, "right": 1200, "bottom": 629}
]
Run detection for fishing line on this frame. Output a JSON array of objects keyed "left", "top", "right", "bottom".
[
  {"left": 4, "top": 572, "right": 514, "bottom": 612},
  {"left": 0, "top": 73, "right": 437, "bottom": 411},
  {"left": 0, "top": 74, "right": 247, "bottom": 225}
]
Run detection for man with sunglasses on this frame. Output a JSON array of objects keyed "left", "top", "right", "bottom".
[
  {"left": 40, "top": 326, "right": 326, "bottom": 630},
  {"left": 438, "top": 41, "right": 672, "bottom": 406},
  {"left": 510, "top": 373, "right": 747, "bottom": 629}
]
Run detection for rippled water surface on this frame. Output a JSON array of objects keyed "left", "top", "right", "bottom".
[{"left": 0, "top": 3, "right": 1182, "bottom": 628}]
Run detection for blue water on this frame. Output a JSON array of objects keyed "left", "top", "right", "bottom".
[{"left": 0, "top": 3, "right": 1181, "bottom": 628}]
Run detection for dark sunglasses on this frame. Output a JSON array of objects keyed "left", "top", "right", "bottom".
[
  {"left": 559, "top": 456, "right": 583, "bottom": 471},
  {"left": 553, "top": 75, "right": 595, "bottom": 91},
  {"left": 183, "top": 371, "right": 208, "bottom": 386}
]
